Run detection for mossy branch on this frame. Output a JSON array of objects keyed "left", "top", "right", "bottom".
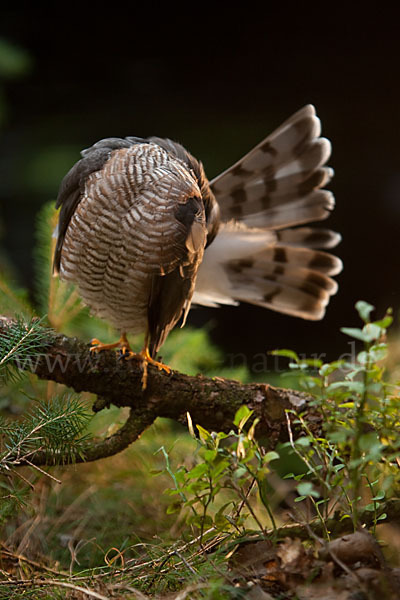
[{"left": 0, "top": 315, "right": 318, "bottom": 465}]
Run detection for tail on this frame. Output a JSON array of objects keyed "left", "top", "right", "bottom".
[{"left": 193, "top": 105, "right": 342, "bottom": 320}]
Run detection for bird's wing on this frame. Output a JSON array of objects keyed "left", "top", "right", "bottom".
[
  {"left": 210, "top": 104, "right": 334, "bottom": 229},
  {"left": 53, "top": 137, "right": 144, "bottom": 274}
]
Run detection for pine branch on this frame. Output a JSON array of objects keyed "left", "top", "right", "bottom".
[
  {"left": 1, "top": 394, "right": 92, "bottom": 469},
  {"left": 0, "top": 315, "right": 50, "bottom": 383},
  {"left": 0, "top": 315, "right": 318, "bottom": 466}
]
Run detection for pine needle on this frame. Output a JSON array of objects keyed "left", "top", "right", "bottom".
[
  {"left": 0, "top": 316, "right": 50, "bottom": 384},
  {"left": 1, "top": 393, "right": 92, "bottom": 468}
]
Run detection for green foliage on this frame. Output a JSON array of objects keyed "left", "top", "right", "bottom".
[
  {"left": 271, "top": 301, "right": 399, "bottom": 534},
  {"left": 0, "top": 315, "right": 50, "bottom": 384},
  {"left": 151, "top": 301, "right": 400, "bottom": 558},
  {"left": 0, "top": 393, "right": 92, "bottom": 531},
  {"left": 158, "top": 406, "right": 280, "bottom": 546},
  {"left": 0, "top": 479, "right": 29, "bottom": 525},
  {"left": 1, "top": 394, "right": 92, "bottom": 467},
  {"left": 0, "top": 299, "right": 398, "bottom": 596}
]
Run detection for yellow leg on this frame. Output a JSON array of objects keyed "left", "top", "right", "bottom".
[
  {"left": 90, "top": 333, "right": 132, "bottom": 357},
  {"left": 133, "top": 345, "right": 171, "bottom": 390},
  {"left": 90, "top": 332, "right": 171, "bottom": 390}
]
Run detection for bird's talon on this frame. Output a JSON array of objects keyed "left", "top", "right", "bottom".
[
  {"left": 118, "top": 346, "right": 133, "bottom": 359},
  {"left": 89, "top": 335, "right": 132, "bottom": 355},
  {"left": 90, "top": 339, "right": 103, "bottom": 353}
]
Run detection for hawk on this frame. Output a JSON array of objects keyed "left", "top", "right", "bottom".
[{"left": 53, "top": 105, "right": 342, "bottom": 386}]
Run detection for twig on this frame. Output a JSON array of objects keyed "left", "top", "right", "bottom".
[
  {"left": 0, "top": 578, "right": 110, "bottom": 599},
  {"left": 21, "top": 458, "right": 62, "bottom": 483},
  {"left": 0, "top": 543, "right": 68, "bottom": 577}
]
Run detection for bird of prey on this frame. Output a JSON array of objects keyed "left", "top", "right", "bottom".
[{"left": 53, "top": 105, "right": 342, "bottom": 386}]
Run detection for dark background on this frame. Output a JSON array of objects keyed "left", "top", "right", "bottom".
[{"left": 0, "top": 6, "right": 399, "bottom": 368}]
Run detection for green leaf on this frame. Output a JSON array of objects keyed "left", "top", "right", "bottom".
[
  {"left": 233, "top": 405, "right": 253, "bottom": 429},
  {"left": 295, "top": 436, "right": 311, "bottom": 447},
  {"left": 377, "top": 513, "right": 387, "bottom": 521},
  {"left": 359, "top": 433, "right": 383, "bottom": 458},
  {"left": 263, "top": 451, "right": 280, "bottom": 463},
  {"left": 372, "top": 491, "right": 385, "bottom": 501},
  {"left": 333, "top": 464, "right": 346, "bottom": 472},
  {"left": 369, "top": 343, "right": 388, "bottom": 362},
  {"left": 269, "top": 349, "right": 300, "bottom": 362},
  {"left": 327, "top": 380, "right": 365, "bottom": 394},
  {"left": 340, "top": 327, "right": 368, "bottom": 342},
  {"left": 362, "top": 323, "right": 382, "bottom": 342},
  {"left": 211, "top": 459, "right": 230, "bottom": 479},
  {"left": 196, "top": 425, "right": 211, "bottom": 442},
  {"left": 357, "top": 351, "right": 369, "bottom": 365},
  {"left": 373, "top": 313, "right": 393, "bottom": 329},
  {"left": 297, "top": 482, "right": 319, "bottom": 498},
  {"left": 187, "top": 463, "right": 209, "bottom": 478},
  {"left": 319, "top": 360, "right": 345, "bottom": 377},
  {"left": 166, "top": 501, "right": 182, "bottom": 514},
  {"left": 203, "top": 449, "right": 217, "bottom": 463},
  {"left": 233, "top": 466, "right": 247, "bottom": 479},
  {"left": 355, "top": 301, "right": 374, "bottom": 323},
  {"left": 300, "top": 358, "right": 324, "bottom": 369}
]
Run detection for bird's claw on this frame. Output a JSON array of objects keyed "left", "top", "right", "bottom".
[
  {"left": 89, "top": 335, "right": 171, "bottom": 391},
  {"left": 125, "top": 348, "right": 171, "bottom": 390},
  {"left": 90, "top": 335, "right": 132, "bottom": 355},
  {"left": 117, "top": 346, "right": 134, "bottom": 360}
]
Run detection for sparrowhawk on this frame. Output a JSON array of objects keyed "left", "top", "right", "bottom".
[{"left": 53, "top": 105, "right": 342, "bottom": 385}]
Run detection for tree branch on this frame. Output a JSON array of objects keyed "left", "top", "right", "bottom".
[{"left": 0, "top": 316, "right": 319, "bottom": 464}]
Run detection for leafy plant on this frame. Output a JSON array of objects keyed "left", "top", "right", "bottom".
[
  {"left": 272, "top": 300, "right": 399, "bottom": 535},
  {"left": 154, "top": 301, "right": 399, "bottom": 551},
  {"left": 158, "top": 406, "right": 280, "bottom": 546}
]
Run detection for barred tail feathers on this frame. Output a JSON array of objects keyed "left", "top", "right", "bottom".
[
  {"left": 193, "top": 222, "right": 342, "bottom": 320},
  {"left": 210, "top": 105, "right": 335, "bottom": 229}
]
